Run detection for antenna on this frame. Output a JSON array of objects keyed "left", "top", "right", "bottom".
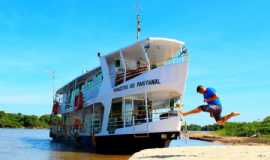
[
  {"left": 47, "top": 70, "right": 56, "bottom": 101},
  {"left": 136, "top": 0, "right": 141, "bottom": 41}
]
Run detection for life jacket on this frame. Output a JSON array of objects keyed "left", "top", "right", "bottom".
[
  {"left": 74, "top": 92, "right": 84, "bottom": 111},
  {"left": 73, "top": 118, "right": 81, "bottom": 129},
  {"left": 52, "top": 101, "right": 60, "bottom": 115}
]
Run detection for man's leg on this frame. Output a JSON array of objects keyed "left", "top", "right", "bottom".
[
  {"left": 181, "top": 106, "right": 203, "bottom": 116},
  {"left": 216, "top": 112, "right": 240, "bottom": 125}
]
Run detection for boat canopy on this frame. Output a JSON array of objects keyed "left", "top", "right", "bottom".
[{"left": 105, "top": 37, "right": 185, "bottom": 67}]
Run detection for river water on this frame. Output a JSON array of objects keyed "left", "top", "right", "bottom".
[{"left": 0, "top": 129, "right": 215, "bottom": 160}]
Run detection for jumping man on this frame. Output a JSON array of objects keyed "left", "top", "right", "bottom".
[{"left": 180, "top": 85, "right": 240, "bottom": 125}]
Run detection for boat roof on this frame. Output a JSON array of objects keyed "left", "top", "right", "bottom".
[{"left": 104, "top": 37, "right": 184, "bottom": 57}]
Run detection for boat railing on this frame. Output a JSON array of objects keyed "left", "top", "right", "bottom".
[
  {"left": 50, "top": 124, "right": 80, "bottom": 137},
  {"left": 91, "top": 114, "right": 102, "bottom": 134},
  {"left": 107, "top": 108, "right": 179, "bottom": 133},
  {"left": 114, "top": 49, "right": 188, "bottom": 86},
  {"left": 115, "top": 65, "right": 148, "bottom": 85},
  {"left": 50, "top": 115, "right": 102, "bottom": 136},
  {"left": 51, "top": 108, "right": 179, "bottom": 136},
  {"left": 164, "top": 49, "right": 188, "bottom": 66}
]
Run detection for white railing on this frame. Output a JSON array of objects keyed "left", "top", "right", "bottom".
[
  {"left": 165, "top": 50, "right": 188, "bottom": 65},
  {"left": 115, "top": 66, "right": 148, "bottom": 86},
  {"left": 107, "top": 108, "right": 179, "bottom": 133},
  {"left": 50, "top": 116, "right": 102, "bottom": 137}
]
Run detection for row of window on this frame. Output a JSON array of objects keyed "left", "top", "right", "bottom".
[
  {"left": 85, "top": 72, "right": 103, "bottom": 89},
  {"left": 66, "top": 72, "right": 103, "bottom": 104}
]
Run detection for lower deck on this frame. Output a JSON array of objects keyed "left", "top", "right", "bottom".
[
  {"left": 50, "top": 89, "right": 184, "bottom": 136},
  {"left": 49, "top": 87, "right": 186, "bottom": 155}
]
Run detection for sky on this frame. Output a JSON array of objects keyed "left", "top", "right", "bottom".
[{"left": 0, "top": 0, "right": 269, "bottom": 125}]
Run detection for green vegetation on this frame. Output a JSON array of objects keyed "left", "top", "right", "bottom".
[
  {"left": 0, "top": 111, "right": 51, "bottom": 128},
  {"left": 217, "top": 116, "right": 270, "bottom": 137},
  {"left": 187, "top": 123, "right": 224, "bottom": 131},
  {"left": 187, "top": 116, "right": 270, "bottom": 138}
]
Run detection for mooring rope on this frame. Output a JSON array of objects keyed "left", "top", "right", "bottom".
[{"left": 178, "top": 105, "right": 189, "bottom": 143}]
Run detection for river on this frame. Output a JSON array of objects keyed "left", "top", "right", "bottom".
[{"left": 0, "top": 129, "right": 215, "bottom": 160}]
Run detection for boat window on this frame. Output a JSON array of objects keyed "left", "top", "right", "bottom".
[
  {"left": 133, "top": 99, "right": 147, "bottom": 125},
  {"left": 108, "top": 98, "right": 123, "bottom": 133},
  {"left": 123, "top": 99, "right": 133, "bottom": 127},
  {"left": 56, "top": 94, "right": 64, "bottom": 103},
  {"left": 95, "top": 72, "right": 103, "bottom": 83},
  {"left": 87, "top": 79, "right": 93, "bottom": 88},
  {"left": 115, "top": 59, "right": 121, "bottom": 68},
  {"left": 81, "top": 106, "right": 93, "bottom": 134},
  {"left": 92, "top": 103, "right": 104, "bottom": 134},
  {"left": 78, "top": 83, "right": 83, "bottom": 90},
  {"left": 150, "top": 96, "right": 180, "bottom": 121}
]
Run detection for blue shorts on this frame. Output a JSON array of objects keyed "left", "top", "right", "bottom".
[{"left": 199, "top": 105, "right": 222, "bottom": 121}]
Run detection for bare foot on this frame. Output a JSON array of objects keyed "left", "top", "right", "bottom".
[
  {"left": 217, "top": 121, "right": 225, "bottom": 125},
  {"left": 216, "top": 112, "right": 240, "bottom": 125},
  {"left": 230, "top": 112, "right": 240, "bottom": 117}
]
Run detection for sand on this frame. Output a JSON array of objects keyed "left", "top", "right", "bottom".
[
  {"left": 188, "top": 131, "right": 270, "bottom": 145},
  {"left": 129, "top": 145, "right": 270, "bottom": 160}
]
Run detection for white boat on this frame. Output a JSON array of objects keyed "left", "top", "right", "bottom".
[{"left": 49, "top": 37, "right": 189, "bottom": 152}]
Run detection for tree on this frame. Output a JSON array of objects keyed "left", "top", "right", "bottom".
[
  {"left": 187, "top": 124, "right": 202, "bottom": 131},
  {"left": 263, "top": 116, "right": 270, "bottom": 123},
  {"left": 0, "top": 110, "right": 52, "bottom": 128},
  {"left": 22, "top": 115, "right": 40, "bottom": 128}
]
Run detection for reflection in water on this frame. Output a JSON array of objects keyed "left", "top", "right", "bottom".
[
  {"left": 0, "top": 129, "right": 129, "bottom": 160},
  {"left": 50, "top": 151, "right": 128, "bottom": 160}
]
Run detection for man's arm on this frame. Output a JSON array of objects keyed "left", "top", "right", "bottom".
[
  {"left": 205, "top": 94, "right": 219, "bottom": 102},
  {"left": 204, "top": 89, "right": 219, "bottom": 102}
]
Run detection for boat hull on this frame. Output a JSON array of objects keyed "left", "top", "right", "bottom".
[{"left": 50, "top": 132, "right": 179, "bottom": 153}]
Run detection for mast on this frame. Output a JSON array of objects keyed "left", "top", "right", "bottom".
[
  {"left": 48, "top": 70, "right": 56, "bottom": 101},
  {"left": 136, "top": 0, "right": 141, "bottom": 41}
]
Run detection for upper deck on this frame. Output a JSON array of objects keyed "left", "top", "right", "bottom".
[
  {"left": 55, "top": 37, "right": 188, "bottom": 114},
  {"left": 104, "top": 37, "right": 187, "bottom": 87},
  {"left": 57, "top": 37, "right": 186, "bottom": 93}
]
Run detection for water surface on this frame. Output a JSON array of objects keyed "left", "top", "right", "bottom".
[
  {"left": 0, "top": 129, "right": 129, "bottom": 160},
  {"left": 0, "top": 129, "right": 215, "bottom": 160}
]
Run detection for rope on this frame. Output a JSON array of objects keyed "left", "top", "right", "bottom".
[
  {"left": 178, "top": 105, "right": 189, "bottom": 143},
  {"left": 181, "top": 120, "right": 189, "bottom": 143}
]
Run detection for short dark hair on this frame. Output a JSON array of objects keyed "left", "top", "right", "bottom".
[{"left": 196, "top": 85, "right": 204, "bottom": 92}]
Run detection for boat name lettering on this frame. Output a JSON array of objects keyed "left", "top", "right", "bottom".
[
  {"left": 114, "top": 79, "right": 160, "bottom": 92},
  {"left": 137, "top": 79, "right": 160, "bottom": 87}
]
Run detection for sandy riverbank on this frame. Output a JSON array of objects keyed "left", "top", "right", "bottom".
[
  {"left": 129, "top": 145, "right": 270, "bottom": 160},
  {"left": 189, "top": 131, "right": 270, "bottom": 145}
]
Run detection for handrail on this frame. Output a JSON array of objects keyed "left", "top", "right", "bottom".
[
  {"left": 107, "top": 109, "right": 179, "bottom": 131},
  {"left": 115, "top": 66, "right": 148, "bottom": 84},
  {"left": 51, "top": 107, "right": 180, "bottom": 136},
  {"left": 165, "top": 50, "right": 188, "bottom": 65}
]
